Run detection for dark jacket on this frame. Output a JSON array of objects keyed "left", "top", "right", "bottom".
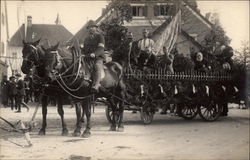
[
  {"left": 83, "top": 33, "right": 105, "bottom": 59},
  {"left": 9, "top": 81, "right": 17, "bottom": 96},
  {"left": 194, "top": 59, "right": 210, "bottom": 72},
  {"left": 16, "top": 80, "right": 26, "bottom": 96},
  {"left": 0, "top": 79, "right": 9, "bottom": 102}
]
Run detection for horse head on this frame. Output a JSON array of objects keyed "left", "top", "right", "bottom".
[
  {"left": 21, "top": 39, "right": 41, "bottom": 74},
  {"left": 42, "top": 43, "right": 62, "bottom": 82}
]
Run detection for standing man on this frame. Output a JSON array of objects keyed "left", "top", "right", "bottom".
[
  {"left": 137, "top": 29, "right": 156, "bottom": 69},
  {"left": 9, "top": 76, "right": 17, "bottom": 110},
  {"left": 82, "top": 20, "right": 105, "bottom": 93},
  {"left": 0, "top": 75, "right": 9, "bottom": 107},
  {"left": 15, "top": 73, "right": 26, "bottom": 112}
]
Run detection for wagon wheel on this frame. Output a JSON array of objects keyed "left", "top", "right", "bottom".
[
  {"left": 140, "top": 107, "right": 154, "bottom": 124},
  {"left": 179, "top": 104, "right": 199, "bottom": 120},
  {"left": 105, "top": 103, "right": 121, "bottom": 124},
  {"left": 198, "top": 101, "right": 222, "bottom": 122}
]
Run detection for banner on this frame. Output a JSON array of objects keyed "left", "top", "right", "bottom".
[{"left": 151, "top": 10, "right": 181, "bottom": 55}]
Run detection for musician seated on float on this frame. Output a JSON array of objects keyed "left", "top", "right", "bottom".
[
  {"left": 137, "top": 29, "right": 156, "bottom": 70},
  {"left": 80, "top": 20, "right": 106, "bottom": 93},
  {"left": 212, "top": 41, "right": 234, "bottom": 70},
  {"left": 193, "top": 52, "right": 211, "bottom": 72}
]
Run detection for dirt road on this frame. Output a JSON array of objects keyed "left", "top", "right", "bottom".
[{"left": 0, "top": 103, "right": 249, "bottom": 160}]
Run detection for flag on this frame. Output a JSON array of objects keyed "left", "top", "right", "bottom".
[{"left": 151, "top": 10, "right": 181, "bottom": 55}]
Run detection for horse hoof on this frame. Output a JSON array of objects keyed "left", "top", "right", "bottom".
[
  {"left": 117, "top": 126, "right": 124, "bottom": 132},
  {"left": 72, "top": 131, "right": 81, "bottom": 137},
  {"left": 82, "top": 131, "right": 91, "bottom": 138},
  {"left": 38, "top": 130, "right": 45, "bottom": 135},
  {"left": 62, "top": 129, "right": 69, "bottom": 136},
  {"left": 109, "top": 125, "right": 116, "bottom": 131}
]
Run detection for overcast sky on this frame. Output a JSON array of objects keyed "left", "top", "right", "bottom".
[{"left": 4, "top": 0, "right": 249, "bottom": 50}]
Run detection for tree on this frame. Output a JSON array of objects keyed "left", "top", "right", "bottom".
[
  {"left": 204, "top": 12, "right": 231, "bottom": 47},
  {"left": 233, "top": 41, "right": 250, "bottom": 70},
  {"left": 231, "top": 41, "right": 250, "bottom": 107},
  {"left": 99, "top": 0, "right": 132, "bottom": 51},
  {"left": 108, "top": 0, "right": 133, "bottom": 25}
]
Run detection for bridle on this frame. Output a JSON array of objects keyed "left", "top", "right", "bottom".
[
  {"left": 23, "top": 44, "right": 40, "bottom": 67},
  {"left": 50, "top": 50, "right": 62, "bottom": 70},
  {"left": 22, "top": 44, "right": 45, "bottom": 83}
]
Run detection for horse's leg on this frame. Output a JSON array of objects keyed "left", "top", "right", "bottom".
[
  {"left": 73, "top": 102, "right": 82, "bottom": 136},
  {"left": 80, "top": 105, "right": 85, "bottom": 123},
  {"left": 117, "top": 101, "right": 125, "bottom": 132},
  {"left": 108, "top": 98, "right": 117, "bottom": 131},
  {"left": 82, "top": 98, "right": 91, "bottom": 138},
  {"left": 38, "top": 96, "right": 48, "bottom": 135},
  {"left": 117, "top": 87, "right": 126, "bottom": 132},
  {"left": 57, "top": 97, "right": 69, "bottom": 136}
]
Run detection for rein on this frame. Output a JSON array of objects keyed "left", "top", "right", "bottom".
[
  {"left": 51, "top": 49, "right": 92, "bottom": 92},
  {"left": 54, "top": 75, "right": 92, "bottom": 100}
]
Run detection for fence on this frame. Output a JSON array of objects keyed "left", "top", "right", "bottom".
[{"left": 124, "top": 68, "right": 232, "bottom": 82}]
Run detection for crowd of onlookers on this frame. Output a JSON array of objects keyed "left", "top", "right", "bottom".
[{"left": 0, "top": 74, "right": 32, "bottom": 112}]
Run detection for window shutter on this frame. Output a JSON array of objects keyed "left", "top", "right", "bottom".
[
  {"left": 154, "top": 5, "right": 159, "bottom": 16},
  {"left": 143, "top": 6, "right": 148, "bottom": 17}
]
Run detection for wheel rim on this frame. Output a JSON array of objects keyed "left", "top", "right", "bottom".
[
  {"left": 181, "top": 105, "right": 198, "bottom": 119},
  {"left": 106, "top": 105, "right": 120, "bottom": 123},
  {"left": 199, "top": 102, "right": 221, "bottom": 121},
  {"left": 140, "top": 108, "right": 154, "bottom": 124}
]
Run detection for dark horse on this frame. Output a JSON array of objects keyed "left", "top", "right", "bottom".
[
  {"left": 21, "top": 40, "right": 89, "bottom": 136},
  {"left": 39, "top": 42, "right": 126, "bottom": 134}
]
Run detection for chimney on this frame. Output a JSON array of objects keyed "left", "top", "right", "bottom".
[
  {"left": 55, "top": 13, "right": 61, "bottom": 25},
  {"left": 27, "top": 15, "right": 32, "bottom": 27},
  {"left": 205, "top": 12, "right": 211, "bottom": 20}
]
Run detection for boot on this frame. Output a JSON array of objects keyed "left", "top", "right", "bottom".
[{"left": 91, "top": 62, "right": 103, "bottom": 93}]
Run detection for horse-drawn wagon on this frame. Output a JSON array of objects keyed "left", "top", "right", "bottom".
[
  {"left": 105, "top": 66, "right": 232, "bottom": 124},
  {"left": 19, "top": 38, "right": 235, "bottom": 137}
]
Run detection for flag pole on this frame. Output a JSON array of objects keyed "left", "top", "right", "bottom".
[{"left": 4, "top": 0, "right": 9, "bottom": 41}]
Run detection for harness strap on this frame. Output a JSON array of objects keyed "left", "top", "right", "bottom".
[{"left": 55, "top": 77, "right": 93, "bottom": 100}]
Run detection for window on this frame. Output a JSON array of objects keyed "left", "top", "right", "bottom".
[
  {"left": 132, "top": 6, "right": 147, "bottom": 17},
  {"left": 154, "top": 4, "right": 176, "bottom": 16}
]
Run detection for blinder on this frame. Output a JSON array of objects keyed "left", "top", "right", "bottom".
[{"left": 50, "top": 50, "right": 62, "bottom": 70}]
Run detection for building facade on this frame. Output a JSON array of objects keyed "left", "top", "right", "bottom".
[
  {"left": 7, "top": 15, "right": 73, "bottom": 77},
  {"left": 71, "top": 0, "right": 213, "bottom": 57}
]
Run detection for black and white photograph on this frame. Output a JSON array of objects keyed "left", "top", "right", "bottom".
[{"left": 0, "top": 0, "right": 249, "bottom": 159}]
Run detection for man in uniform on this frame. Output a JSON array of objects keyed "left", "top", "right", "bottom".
[
  {"left": 82, "top": 20, "right": 105, "bottom": 92},
  {"left": 15, "top": 73, "right": 25, "bottom": 112},
  {"left": 137, "top": 29, "right": 156, "bottom": 69},
  {"left": 9, "top": 76, "right": 17, "bottom": 110},
  {"left": 0, "top": 75, "right": 9, "bottom": 107}
]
